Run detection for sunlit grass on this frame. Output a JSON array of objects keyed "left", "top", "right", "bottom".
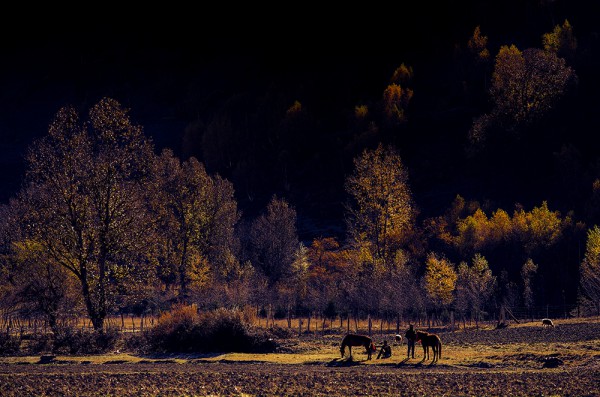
[
  {"left": 4, "top": 337, "right": 597, "bottom": 368},
  {"left": 3, "top": 317, "right": 599, "bottom": 370}
]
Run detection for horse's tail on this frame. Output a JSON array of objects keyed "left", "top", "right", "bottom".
[{"left": 438, "top": 338, "right": 442, "bottom": 359}]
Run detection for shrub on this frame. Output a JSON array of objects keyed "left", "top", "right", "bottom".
[
  {"left": 26, "top": 332, "right": 53, "bottom": 354},
  {"left": 146, "top": 306, "right": 277, "bottom": 354},
  {"left": 268, "top": 325, "right": 294, "bottom": 339},
  {"left": 0, "top": 333, "right": 21, "bottom": 356},
  {"left": 146, "top": 304, "right": 200, "bottom": 353},
  {"left": 52, "top": 326, "right": 121, "bottom": 354},
  {"left": 123, "top": 332, "right": 150, "bottom": 354}
]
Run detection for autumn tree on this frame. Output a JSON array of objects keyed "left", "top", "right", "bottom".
[
  {"left": 306, "top": 237, "right": 342, "bottom": 319},
  {"left": 379, "top": 249, "right": 423, "bottom": 332},
  {"left": 512, "top": 201, "right": 564, "bottom": 255},
  {"left": 493, "top": 46, "right": 573, "bottom": 126},
  {"left": 152, "top": 149, "right": 240, "bottom": 299},
  {"left": 454, "top": 261, "right": 470, "bottom": 327},
  {"left": 455, "top": 209, "right": 491, "bottom": 256},
  {"left": 466, "top": 254, "right": 496, "bottom": 326},
  {"left": 249, "top": 196, "right": 299, "bottom": 287},
  {"left": 521, "top": 258, "right": 538, "bottom": 319},
  {"left": 423, "top": 253, "right": 457, "bottom": 322},
  {"left": 14, "top": 98, "right": 156, "bottom": 330},
  {"left": 468, "top": 26, "right": 491, "bottom": 66},
  {"left": 543, "top": 19, "right": 577, "bottom": 61},
  {"left": 469, "top": 44, "right": 576, "bottom": 147},
  {"left": 452, "top": 201, "right": 565, "bottom": 257},
  {"left": 338, "top": 242, "right": 382, "bottom": 333},
  {"left": 0, "top": 199, "right": 82, "bottom": 333},
  {"left": 345, "top": 144, "right": 415, "bottom": 268},
  {"left": 466, "top": 25, "right": 491, "bottom": 94},
  {"left": 382, "top": 63, "right": 414, "bottom": 127},
  {"left": 390, "top": 63, "right": 413, "bottom": 86},
  {"left": 580, "top": 226, "right": 600, "bottom": 315},
  {"left": 305, "top": 237, "right": 361, "bottom": 330},
  {"left": 278, "top": 243, "right": 310, "bottom": 328}
]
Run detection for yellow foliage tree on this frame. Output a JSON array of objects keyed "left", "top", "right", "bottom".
[
  {"left": 383, "top": 64, "right": 413, "bottom": 125},
  {"left": 456, "top": 209, "right": 490, "bottom": 254},
  {"left": 354, "top": 104, "right": 368, "bottom": 120},
  {"left": 468, "top": 25, "right": 490, "bottom": 64},
  {"left": 424, "top": 253, "right": 457, "bottom": 308},
  {"left": 489, "top": 208, "right": 512, "bottom": 244},
  {"left": 390, "top": 63, "right": 413, "bottom": 86},
  {"left": 345, "top": 144, "right": 415, "bottom": 268},
  {"left": 580, "top": 226, "right": 600, "bottom": 315},
  {"left": 543, "top": 19, "right": 577, "bottom": 61},
  {"left": 513, "top": 201, "right": 563, "bottom": 253}
]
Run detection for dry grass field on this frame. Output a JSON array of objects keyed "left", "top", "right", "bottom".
[{"left": 1, "top": 317, "right": 599, "bottom": 396}]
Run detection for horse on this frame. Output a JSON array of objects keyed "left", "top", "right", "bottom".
[
  {"left": 542, "top": 318, "right": 555, "bottom": 328},
  {"left": 340, "top": 333, "right": 376, "bottom": 360},
  {"left": 415, "top": 330, "right": 442, "bottom": 363}
]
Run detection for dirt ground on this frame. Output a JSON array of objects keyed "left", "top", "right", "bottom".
[{"left": 1, "top": 318, "right": 600, "bottom": 396}]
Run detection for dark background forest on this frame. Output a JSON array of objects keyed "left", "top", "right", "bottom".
[{"left": 1, "top": 0, "right": 600, "bottom": 327}]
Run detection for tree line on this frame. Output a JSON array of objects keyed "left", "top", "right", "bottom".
[
  {"left": 0, "top": 99, "right": 599, "bottom": 334},
  {"left": 2, "top": 16, "right": 600, "bottom": 333}
]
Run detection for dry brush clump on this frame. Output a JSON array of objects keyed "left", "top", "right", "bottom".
[
  {"left": 0, "top": 333, "right": 20, "bottom": 356},
  {"left": 0, "top": 326, "right": 122, "bottom": 356},
  {"left": 144, "top": 305, "right": 277, "bottom": 354}
]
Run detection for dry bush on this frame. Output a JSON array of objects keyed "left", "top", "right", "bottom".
[
  {"left": 145, "top": 305, "right": 276, "bottom": 354},
  {"left": 52, "top": 326, "right": 121, "bottom": 354},
  {"left": 0, "top": 333, "right": 21, "bottom": 356}
]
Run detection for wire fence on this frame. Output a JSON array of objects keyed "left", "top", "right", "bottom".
[{"left": 0, "top": 303, "right": 595, "bottom": 336}]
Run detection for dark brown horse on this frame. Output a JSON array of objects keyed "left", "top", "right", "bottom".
[
  {"left": 415, "top": 330, "right": 442, "bottom": 363},
  {"left": 340, "top": 333, "right": 376, "bottom": 360}
]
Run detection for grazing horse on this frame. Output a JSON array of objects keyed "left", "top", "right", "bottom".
[
  {"left": 542, "top": 318, "right": 555, "bottom": 328},
  {"left": 415, "top": 330, "right": 442, "bottom": 363},
  {"left": 340, "top": 333, "right": 376, "bottom": 360}
]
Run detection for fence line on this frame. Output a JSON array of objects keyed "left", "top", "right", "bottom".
[{"left": 0, "top": 304, "right": 591, "bottom": 336}]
